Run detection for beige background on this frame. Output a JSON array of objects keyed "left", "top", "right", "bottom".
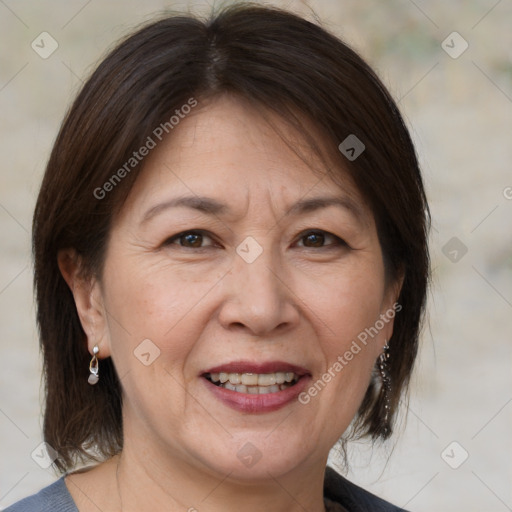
[{"left": 1, "top": 0, "right": 511, "bottom": 510}]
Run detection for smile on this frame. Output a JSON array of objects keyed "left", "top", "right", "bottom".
[
  {"left": 205, "top": 371, "right": 300, "bottom": 394},
  {"left": 201, "top": 361, "right": 310, "bottom": 413}
]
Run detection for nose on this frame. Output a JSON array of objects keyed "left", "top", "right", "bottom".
[{"left": 217, "top": 246, "right": 300, "bottom": 337}]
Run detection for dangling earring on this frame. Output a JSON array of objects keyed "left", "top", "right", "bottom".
[
  {"left": 88, "top": 345, "right": 100, "bottom": 385},
  {"left": 378, "top": 341, "right": 391, "bottom": 436}
]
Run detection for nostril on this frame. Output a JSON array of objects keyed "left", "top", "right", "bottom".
[{"left": 218, "top": 291, "right": 300, "bottom": 337}]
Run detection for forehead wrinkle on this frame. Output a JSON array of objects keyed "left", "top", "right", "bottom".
[{"left": 225, "top": 181, "right": 288, "bottom": 229}]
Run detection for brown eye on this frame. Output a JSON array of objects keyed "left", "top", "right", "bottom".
[
  {"left": 180, "top": 232, "right": 203, "bottom": 247},
  {"left": 164, "top": 230, "right": 215, "bottom": 249},
  {"left": 303, "top": 232, "right": 325, "bottom": 247},
  {"left": 296, "top": 230, "right": 347, "bottom": 249}
]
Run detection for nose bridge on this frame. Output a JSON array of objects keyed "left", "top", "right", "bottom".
[
  {"left": 239, "top": 243, "right": 280, "bottom": 300},
  {"left": 219, "top": 238, "right": 298, "bottom": 335}
]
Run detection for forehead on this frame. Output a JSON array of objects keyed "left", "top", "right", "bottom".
[{"left": 119, "top": 96, "right": 372, "bottom": 225}]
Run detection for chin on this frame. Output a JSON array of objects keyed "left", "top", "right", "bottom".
[{"left": 190, "top": 430, "right": 315, "bottom": 482}]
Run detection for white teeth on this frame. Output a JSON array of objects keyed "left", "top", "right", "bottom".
[
  {"left": 206, "top": 372, "right": 299, "bottom": 395},
  {"left": 258, "top": 373, "right": 276, "bottom": 386},
  {"left": 232, "top": 384, "right": 290, "bottom": 394},
  {"left": 208, "top": 372, "right": 299, "bottom": 384},
  {"left": 241, "top": 373, "right": 259, "bottom": 386},
  {"left": 206, "top": 371, "right": 301, "bottom": 394},
  {"left": 228, "top": 373, "right": 241, "bottom": 385},
  {"left": 275, "top": 372, "right": 286, "bottom": 384}
]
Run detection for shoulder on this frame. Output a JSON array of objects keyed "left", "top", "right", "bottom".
[
  {"left": 3, "top": 477, "right": 78, "bottom": 512},
  {"left": 324, "top": 466, "right": 410, "bottom": 512}
]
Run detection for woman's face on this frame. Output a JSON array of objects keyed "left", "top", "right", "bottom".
[{"left": 86, "top": 97, "right": 399, "bottom": 480}]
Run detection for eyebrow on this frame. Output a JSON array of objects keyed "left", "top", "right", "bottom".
[
  {"left": 285, "top": 196, "right": 365, "bottom": 222},
  {"left": 142, "top": 196, "right": 228, "bottom": 224},
  {"left": 141, "top": 194, "right": 366, "bottom": 225}
]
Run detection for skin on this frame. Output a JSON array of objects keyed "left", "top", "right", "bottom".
[{"left": 59, "top": 96, "right": 401, "bottom": 512}]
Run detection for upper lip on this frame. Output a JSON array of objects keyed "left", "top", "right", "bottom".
[{"left": 202, "top": 360, "right": 310, "bottom": 376}]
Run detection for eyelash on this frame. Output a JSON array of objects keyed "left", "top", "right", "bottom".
[{"left": 162, "top": 229, "right": 348, "bottom": 250}]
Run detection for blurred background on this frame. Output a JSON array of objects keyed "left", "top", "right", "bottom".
[{"left": 0, "top": 0, "right": 511, "bottom": 510}]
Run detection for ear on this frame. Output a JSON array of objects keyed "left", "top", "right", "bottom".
[
  {"left": 378, "top": 270, "right": 405, "bottom": 352},
  {"left": 57, "top": 248, "right": 112, "bottom": 358}
]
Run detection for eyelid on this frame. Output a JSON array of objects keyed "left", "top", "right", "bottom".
[
  {"left": 163, "top": 228, "right": 349, "bottom": 250},
  {"left": 294, "top": 229, "right": 348, "bottom": 249},
  {"left": 163, "top": 229, "right": 218, "bottom": 248}
]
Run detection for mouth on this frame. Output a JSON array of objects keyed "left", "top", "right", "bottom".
[
  {"left": 204, "top": 371, "right": 300, "bottom": 394},
  {"left": 201, "top": 361, "right": 310, "bottom": 412}
]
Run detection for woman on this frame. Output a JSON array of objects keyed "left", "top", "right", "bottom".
[{"left": 7, "top": 3, "right": 429, "bottom": 511}]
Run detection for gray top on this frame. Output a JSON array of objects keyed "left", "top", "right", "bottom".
[
  {"left": 4, "top": 467, "right": 409, "bottom": 511},
  {"left": 4, "top": 478, "right": 78, "bottom": 512}
]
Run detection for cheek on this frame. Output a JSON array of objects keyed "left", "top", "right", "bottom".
[
  {"left": 300, "top": 260, "right": 386, "bottom": 420},
  {"left": 304, "top": 257, "right": 387, "bottom": 343},
  {"left": 101, "top": 258, "right": 220, "bottom": 377},
  {"left": 100, "top": 268, "right": 210, "bottom": 426}
]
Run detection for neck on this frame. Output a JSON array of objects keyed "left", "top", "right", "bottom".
[{"left": 115, "top": 442, "right": 327, "bottom": 512}]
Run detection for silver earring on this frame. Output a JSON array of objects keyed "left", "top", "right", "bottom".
[
  {"left": 88, "top": 345, "right": 99, "bottom": 385},
  {"left": 378, "top": 342, "right": 391, "bottom": 436}
]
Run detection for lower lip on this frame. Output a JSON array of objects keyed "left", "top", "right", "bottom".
[{"left": 202, "top": 376, "right": 310, "bottom": 413}]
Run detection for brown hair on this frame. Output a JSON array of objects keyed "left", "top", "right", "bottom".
[{"left": 33, "top": 3, "right": 429, "bottom": 472}]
